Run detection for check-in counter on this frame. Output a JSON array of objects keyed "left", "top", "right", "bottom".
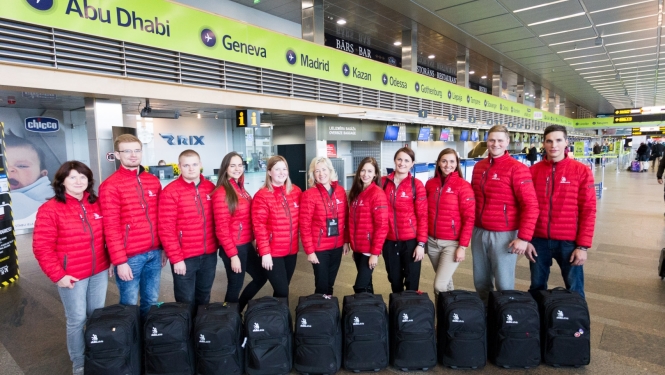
[{"left": 459, "top": 159, "right": 477, "bottom": 183}]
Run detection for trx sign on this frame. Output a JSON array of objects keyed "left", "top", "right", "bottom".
[
  {"left": 25, "top": 117, "right": 60, "bottom": 133},
  {"left": 236, "top": 110, "right": 261, "bottom": 127}
]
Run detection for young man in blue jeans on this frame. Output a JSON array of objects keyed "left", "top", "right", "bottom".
[
  {"left": 526, "top": 125, "right": 597, "bottom": 298},
  {"left": 100, "top": 134, "right": 166, "bottom": 317}
]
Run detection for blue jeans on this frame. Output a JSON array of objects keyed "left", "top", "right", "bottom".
[
  {"left": 58, "top": 271, "right": 108, "bottom": 371},
  {"left": 171, "top": 252, "right": 217, "bottom": 313},
  {"left": 115, "top": 249, "right": 163, "bottom": 317},
  {"left": 529, "top": 238, "right": 585, "bottom": 299}
]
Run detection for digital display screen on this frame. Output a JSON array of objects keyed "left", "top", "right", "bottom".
[
  {"left": 471, "top": 130, "right": 479, "bottom": 141},
  {"left": 460, "top": 130, "right": 469, "bottom": 141},
  {"left": 440, "top": 129, "right": 450, "bottom": 141},
  {"left": 384, "top": 125, "right": 399, "bottom": 141},
  {"left": 418, "top": 127, "right": 431, "bottom": 141}
]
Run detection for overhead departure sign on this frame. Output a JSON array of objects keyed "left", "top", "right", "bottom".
[
  {"left": 614, "top": 108, "right": 640, "bottom": 116},
  {"left": 614, "top": 116, "right": 633, "bottom": 123}
]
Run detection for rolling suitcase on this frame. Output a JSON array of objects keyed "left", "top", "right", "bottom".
[
  {"left": 436, "top": 290, "right": 486, "bottom": 369},
  {"left": 194, "top": 302, "right": 244, "bottom": 375},
  {"left": 244, "top": 297, "right": 292, "bottom": 375},
  {"left": 294, "top": 294, "right": 342, "bottom": 375},
  {"left": 342, "top": 293, "right": 389, "bottom": 372},
  {"left": 388, "top": 291, "right": 436, "bottom": 371},
  {"left": 659, "top": 248, "right": 665, "bottom": 280},
  {"left": 144, "top": 302, "right": 195, "bottom": 375},
  {"left": 488, "top": 290, "right": 540, "bottom": 368},
  {"left": 631, "top": 160, "right": 641, "bottom": 172},
  {"left": 532, "top": 288, "right": 590, "bottom": 367},
  {"left": 84, "top": 304, "right": 141, "bottom": 375}
]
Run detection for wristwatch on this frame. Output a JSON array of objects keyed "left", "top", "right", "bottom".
[
  {"left": 417, "top": 242, "right": 426, "bottom": 248},
  {"left": 576, "top": 246, "right": 588, "bottom": 251}
]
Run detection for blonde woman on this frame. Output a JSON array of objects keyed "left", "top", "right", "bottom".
[{"left": 299, "top": 157, "right": 349, "bottom": 295}]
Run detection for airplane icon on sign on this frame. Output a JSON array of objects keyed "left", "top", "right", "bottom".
[
  {"left": 288, "top": 52, "right": 295, "bottom": 62},
  {"left": 204, "top": 33, "right": 212, "bottom": 43}
]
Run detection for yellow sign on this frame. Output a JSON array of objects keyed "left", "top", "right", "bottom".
[
  {"left": 614, "top": 116, "right": 633, "bottom": 123},
  {"left": 236, "top": 109, "right": 260, "bottom": 127},
  {"left": 573, "top": 141, "right": 585, "bottom": 158}
]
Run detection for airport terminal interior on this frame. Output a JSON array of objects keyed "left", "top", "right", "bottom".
[{"left": 2, "top": 0, "right": 665, "bottom": 374}]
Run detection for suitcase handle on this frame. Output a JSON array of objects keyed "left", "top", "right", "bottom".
[
  {"left": 353, "top": 292, "right": 376, "bottom": 299},
  {"left": 550, "top": 287, "right": 572, "bottom": 294},
  {"left": 499, "top": 290, "right": 527, "bottom": 296}
]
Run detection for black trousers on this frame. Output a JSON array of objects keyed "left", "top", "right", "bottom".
[
  {"left": 171, "top": 253, "right": 217, "bottom": 315},
  {"left": 352, "top": 252, "right": 374, "bottom": 293},
  {"left": 311, "top": 247, "right": 343, "bottom": 295},
  {"left": 266, "top": 254, "right": 298, "bottom": 298},
  {"left": 382, "top": 239, "right": 421, "bottom": 293},
  {"left": 219, "top": 242, "right": 253, "bottom": 303},
  {"left": 238, "top": 248, "right": 268, "bottom": 312}
]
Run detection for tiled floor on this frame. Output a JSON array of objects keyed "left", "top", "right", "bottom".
[{"left": 2, "top": 163, "right": 665, "bottom": 374}]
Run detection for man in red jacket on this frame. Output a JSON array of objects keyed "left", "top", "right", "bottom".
[
  {"left": 159, "top": 150, "right": 217, "bottom": 312},
  {"left": 100, "top": 134, "right": 165, "bottom": 318},
  {"left": 526, "top": 125, "right": 596, "bottom": 298},
  {"left": 471, "top": 125, "right": 539, "bottom": 303}
]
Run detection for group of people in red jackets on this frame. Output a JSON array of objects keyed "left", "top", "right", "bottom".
[{"left": 33, "top": 124, "right": 596, "bottom": 375}]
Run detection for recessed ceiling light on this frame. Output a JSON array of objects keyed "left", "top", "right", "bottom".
[
  {"left": 557, "top": 46, "right": 602, "bottom": 53},
  {"left": 569, "top": 59, "right": 610, "bottom": 66},
  {"left": 596, "top": 14, "right": 658, "bottom": 27},
  {"left": 609, "top": 46, "right": 654, "bottom": 54},
  {"left": 575, "top": 64, "right": 613, "bottom": 71},
  {"left": 604, "top": 27, "right": 656, "bottom": 38},
  {"left": 337, "top": 19, "right": 346, "bottom": 25},
  {"left": 527, "top": 12, "right": 585, "bottom": 26},
  {"left": 614, "top": 59, "right": 657, "bottom": 66},
  {"left": 514, "top": 0, "right": 568, "bottom": 13},
  {"left": 197, "top": 113, "right": 201, "bottom": 119},
  {"left": 549, "top": 37, "right": 596, "bottom": 46},
  {"left": 394, "top": 41, "right": 402, "bottom": 46},
  {"left": 428, "top": 54, "right": 435, "bottom": 59},
  {"left": 469, "top": 70, "right": 475, "bottom": 74},
  {"left": 563, "top": 52, "right": 607, "bottom": 60},
  {"left": 539, "top": 26, "right": 592, "bottom": 37},
  {"left": 606, "top": 37, "right": 656, "bottom": 46},
  {"left": 612, "top": 53, "right": 657, "bottom": 61},
  {"left": 481, "top": 75, "right": 487, "bottom": 79}
]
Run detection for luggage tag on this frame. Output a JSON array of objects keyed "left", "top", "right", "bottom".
[{"left": 326, "top": 218, "right": 339, "bottom": 237}]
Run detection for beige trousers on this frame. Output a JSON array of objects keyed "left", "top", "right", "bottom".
[{"left": 426, "top": 236, "right": 460, "bottom": 298}]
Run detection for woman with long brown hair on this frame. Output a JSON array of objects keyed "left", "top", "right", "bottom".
[
  {"left": 212, "top": 152, "right": 259, "bottom": 311},
  {"left": 251, "top": 155, "right": 302, "bottom": 300},
  {"left": 425, "top": 148, "right": 475, "bottom": 299},
  {"left": 33, "top": 161, "right": 111, "bottom": 375},
  {"left": 347, "top": 157, "right": 389, "bottom": 293}
]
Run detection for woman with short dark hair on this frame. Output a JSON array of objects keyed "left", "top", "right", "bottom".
[{"left": 32, "top": 161, "right": 110, "bottom": 375}]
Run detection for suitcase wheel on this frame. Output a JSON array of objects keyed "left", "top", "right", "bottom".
[
  {"left": 353, "top": 371, "right": 360, "bottom": 373},
  {"left": 374, "top": 369, "right": 380, "bottom": 372}
]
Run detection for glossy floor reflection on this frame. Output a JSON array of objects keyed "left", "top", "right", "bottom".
[{"left": 1, "top": 165, "right": 665, "bottom": 374}]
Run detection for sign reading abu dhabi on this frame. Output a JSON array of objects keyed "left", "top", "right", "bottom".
[{"left": 9, "top": 0, "right": 575, "bottom": 126}]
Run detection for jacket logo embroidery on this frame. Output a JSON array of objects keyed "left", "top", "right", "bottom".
[
  {"left": 400, "top": 191, "right": 409, "bottom": 198},
  {"left": 206, "top": 194, "right": 211, "bottom": 200},
  {"left": 560, "top": 177, "right": 570, "bottom": 184},
  {"left": 293, "top": 202, "right": 299, "bottom": 208},
  {"left": 358, "top": 200, "right": 364, "bottom": 207},
  {"left": 93, "top": 213, "right": 103, "bottom": 220},
  {"left": 492, "top": 173, "right": 500, "bottom": 181},
  {"left": 336, "top": 198, "right": 343, "bottom": 205},
  {"left": 148, "top": 190, "right": 157, "bottom": 197},
  {"left": 445, "top": 187, "right": 453, "bottom": 193}
]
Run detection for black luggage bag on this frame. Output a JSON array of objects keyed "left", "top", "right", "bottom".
[
  {"left": 244, "top": 296, "right": 293, "bottom": 375},
  {"left": 388, "top": 291, "right": 436, "bottom": 371},
  {"left": 84, "top": 304, "right": 141, "bottom": 375},
  {"left": 532, "top": 288, "right": 590, "bottom": 367},
  {"left": 194, "top": 302, "right": 244, "bottom": 375},
  {"left": 488, "top": 290, "right": 540, "bottom": 368},
  {"left": 342, "top": 293, "right": 389, "bottom": 372},
  {"left": 436, "top": 290, "right": 486, "bottom": 369},
  {"left": 294, "top": 294, "right": 342, "bottom": 375},
  {"left": 144, "top": 302, "right": 195, "bottom": 375}
]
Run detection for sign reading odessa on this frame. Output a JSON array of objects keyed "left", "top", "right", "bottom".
[{"left": 25, "top": 117, "right": 60, "bottom": 133}]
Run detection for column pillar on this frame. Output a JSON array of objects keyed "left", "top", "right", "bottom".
[
  {"left": 492, "top": 64, "right": 503, "bottom": 97},
  {"left": 456, "top": 46, "right": 469, "bottom": 88},
  {"left": 302, "top": 0, "right": 324, "bottom": 44},
  {"left": 516, "top": 76, "right": 525, "bottom": 104},
  {"left": 401, "top": 23, "right": 418, "bottom": 72},
  {"left": 85, "top": 98, "right": 120, "bottom": 189},
  {"left": 559, "top": 96, "right": 566, "bottom": 115},
  {"left": 305, "top": 116, "right": 320, "bottom": 173}
]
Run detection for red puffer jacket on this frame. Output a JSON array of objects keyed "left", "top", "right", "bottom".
[
  {"left": 425, "top": 172, "right": 476, "bottom": 247},
  {"left": 158, "top": 176, "right": 217, "bottom": 264},
  {"left": 381, "top": 172, "right": 428, "bottom": 242},
  {"left": 530, "top": 157, "right": 596, "bottom": 247},
  {"left": 213, "top": 177, "right": 253, "bottom": 258},
  {"left": 300, "top": 181, "right": 349, "bottom": 254},
  {"left": 33, "top": 193, "right": 110, "bottom": 283},
  {"left": 100, "top": 165, "right": 162, "bottom": 265},
  {"left": 348, "top": 183, "right": 389, "bottom": 255},
  {"left": 252, "top": 185, "right": 302, "bottom": 257},
  {"left": 471, "top": 152, "right": 539, "bottom": 241}
]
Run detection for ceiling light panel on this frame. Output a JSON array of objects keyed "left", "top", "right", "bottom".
[
  {"left": 569, "top": 59, "right": 610, "bottom": 66},
  {"left": 579, "top": 69, "right": 618, "bottom": 75},
  {"left": 575, "top": 64, "right": 613, "bottom": 71},
  {"left": 611, "top": 52, "right": 658, "bottom": 60},
  {"left": 588, "top": 0, "right": 655, "bottom": 14},
  {"left": 562, "top": 52, "right": 607, "bottom": 60},
  {"left": 608, "top": 46, "right": 656, "bottom": 55},
  {"left": 556, "top": 45, "right": 603, "bottom": 53},
  {"left": 605, "top": 37, "right": 656, "bottom": 47},
  {"left": 527, "top": 12, "right": 586, "bottom": 26},
  {"left": 590, "top": 1, "right": 658, "bottom": 24},
  {"left": 597, "top": 18, "right": 659, "bottom": 36},
  {"left": 539, "top": 26, "right": 592, "bottom": 37}
]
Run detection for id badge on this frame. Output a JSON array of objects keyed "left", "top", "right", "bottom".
[{"left": 326, "top": 218, "right": 339, "bottom": 237}]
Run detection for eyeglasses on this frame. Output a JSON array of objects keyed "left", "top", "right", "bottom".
[{"left": 118, "top": 149, "right": 142, "bottom": 155}]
